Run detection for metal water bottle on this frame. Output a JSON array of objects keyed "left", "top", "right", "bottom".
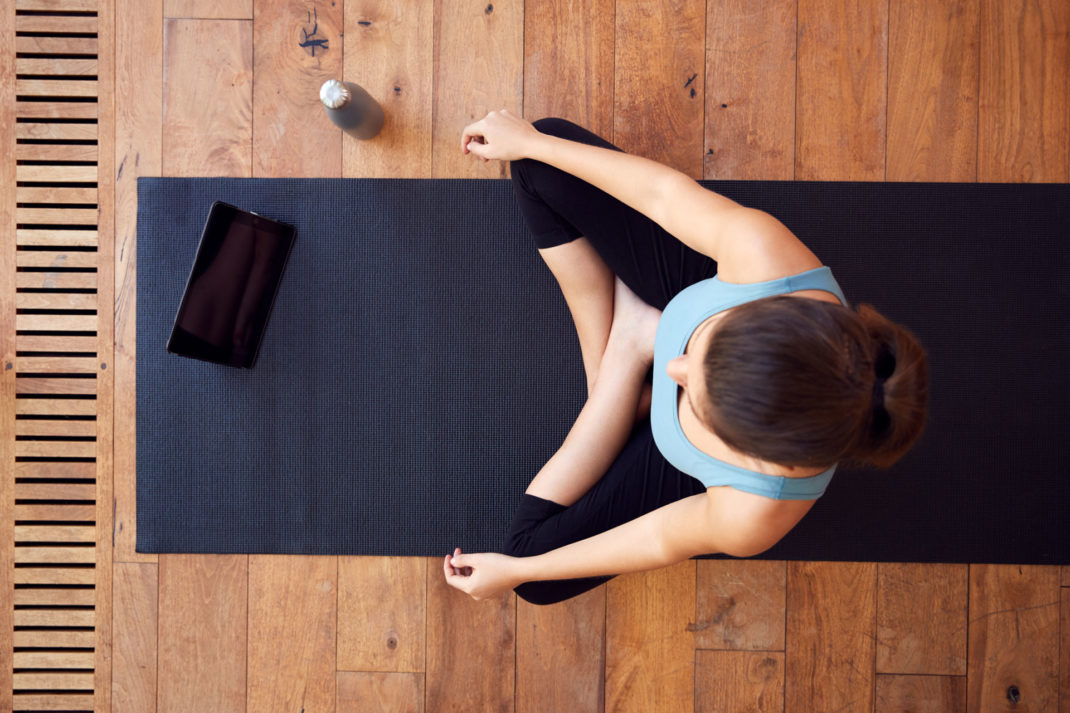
[{"left": 319, "top": 79, "right": 384, "bottom": 140}]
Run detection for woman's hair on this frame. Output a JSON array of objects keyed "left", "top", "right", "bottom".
[{"left": 700, "top": 296, "right": 928, "bottom": 469}]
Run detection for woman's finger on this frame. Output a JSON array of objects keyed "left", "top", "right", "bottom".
[
  {"left": 443, "top": 553, "right": 455, "bottom": 578},
  {"left": 460, "top": 118, "right": 487, "bottom": 154}
]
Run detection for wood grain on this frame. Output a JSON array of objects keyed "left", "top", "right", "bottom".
[
  {"left": 165, "top": 0, "right": 253, "bottom": 19},
  {"left": 888, "top": 0, "right": 979, "bottom": 181},
  {"left": 614, "top": 0, "right": 706, "bottom": 177},
  {"left": 704, "top": 0, "right": 796, "bottom": 180},
  {"left": 694, "top": 559, "right": 786, "bottom": 651},
  {"left": 338, "top": 556, "right": 426, "bottom": 673},
  {"left": 426, "top": 557, "right": 515, "bottom": 713},
  {"left": 252, "top": 0, "right": 343, "bottom": 177},
  {"left": 785, "top": 562, "right": 876, "bottom": 713},
  {"left": 1061, "top": 588, "right": 1069, "bottom": 713},
  {"left": 337, "top": 671, "right": 423, "bottom": 713},
  {"left": 158, "top": 555, "right": 248, "bottom": 713},
  {"left": 431, "top": 0, "right": 524, "bottom": 179},
  {"left": 114, "top": 0, "right": 162, "bottom": 565},
  {"left": 967, "top": 565, "right": 1060, "bottom": 713},
  {"left": 876, "top": 563, "right": 968, "bottom": 675},
  {"left": 248, "top": 556, "right": 337, "bottom": 713},
  {"left": 875, "top": 674, "right": 967, "bottom": 713},
  {"left": 162, "top": 19, "right": 253, "bottom": 177},
  {"left": 343, "top": 0, "right": 434, "bottom": 178},
  {"left": 516, "top": 585, "right": 605, "bottom": 713},
  {"left": 796, "top": 0, "right": 888, "bottom": 180},
  {"left": 606, "top": 562, "right": 696, "bottom": 713},
  {"left": 112, "top": 563, "right": 158, "bottom": 713},
  {"left": 695, "top": 651, "right": 783, "bottom": 713},
  {"left": 523, "top": 0, "right": 614, "bottom": 138},
  {"left": 978, "top": 0, "right": 1070, "bottom": 182}
]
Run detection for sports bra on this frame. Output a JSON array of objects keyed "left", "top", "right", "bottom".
[{"left": 650, "top": 266, "right": 848, "bottom": 500}]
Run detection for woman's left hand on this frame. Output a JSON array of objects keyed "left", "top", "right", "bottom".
[{"left": 443, "top": 548, "right": 523, "bottom": 601}]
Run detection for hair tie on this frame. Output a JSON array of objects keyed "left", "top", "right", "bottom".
[{"left": 871, "top": 345, "right": 896, "bottom": 434}]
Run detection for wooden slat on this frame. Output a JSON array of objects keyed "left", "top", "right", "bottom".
[
  {"left": 696, "top": 651, "right": 784, "bottom": 713},
  {"left": 426, "top": 557, "right": 515, "bottom": 712},
  {"left": 875, "top": 674, "right": 966, "bottom": 713},
  {"left": 15, "top": 15, "right": 99, "bottom": 35},
  {"left": 162, "top": 19, "right": 252, "bottom": 177},
  {"left": 15, "top": 504, "right": 97, "bottom": 520},
  {"left": 522, "top": 0, "right": 614, "bottom": 140},
  {"left": 16, "top": 412, "right": 97, "bottom": 429},
  {"left": 16, "top": 315, "right": 98, "bottom": 332},
  {"left": 887, "top": 0, "right": 979, "bottom": 181},
  {"left": 16, "top": 99, "right": 98, "bottom": 119},
  {"left": 606, "top": 562, "right": 696, "bottom": 713},
  {"left": 251, "top": 0, "right": 342, "bottom": 178},
  {"left": 785, "top": 562, "right": 876, "bottom": 713},
  {"left": 704, "top": 0, "right": 796, "bottom": 180},
  {"left": 16, "top": 0, "right": 99, "bottom": 11},
  {"left": 14, "top": 567, "right": 96, "bottom": 585},
  {"left": 17, "top": 185, "right": 98, "bottom": 202},
  {"left": 113, "top": 563, "right": 159, "bottom": 713},
  {"left": 15, "top": 546, "right": 96, "bottom": 564},
  {"left": 15, "top": 461, "right": 97, "bottom": 478},
  {"left": 16, "top": 58, "right": 98, "bottom": 76},
  {"left": 17, "top": 291, "right": 97, "bottom": 309},
  {"left": 13, "top": 630, "right": 96, "bottom": 648},
  {"left": 16, "top": 334, "right": 98, "bottom": 352},
  {"left": 796, "top": 0, "right": 888, "bottom": 180},
  {"left": 15, "top": 481, "right": 96, "bottom": 500},
  {"left": 11, "top": 694, "right": 95, "bottom": 712},
  {"left": 336, "top": 672, "right": 424, "bottom": 713},
  {"left": 16, "top": 145, "right": 99, "bottom": 166},
  {"left": 16, "top": 206, "right": 98, "bottom": 223},
  {"left": 16, "top": 165, "right": 98, "bottom": 183},
  {"left": 517, "top": 585, "right": 605, "bottom": 713},
  {"left": 14, "top": 650, "right": 96, "bottom": 668},
  {"left": 14, "top": 609, "right": 95, "bottom": 628},
  {"left": 694, "top": 559, "right": 785, "bottom": 650},
  {"left": 158, "top": 555, "right": 247, "bottom": 713},
  {"left": 15, "top": 525, "right": 97, "bottom": 543},
  {"left": 248, "top": 556, "right": 337, "bottom": 712},
  {"left": 338, "top": 556, "right": 425, "bottom": 672},
  {"left": 114, "top": 0, "right": 162, "bottom": 564},
  {"left": 17, "top": 125, "right": 98, "bottom": 144},
  {"left": 13, "top": 672, "right": 95, "bottom": 691},
  {"left": 876, "top": 563, "right": 968, "bottom": 675},
  {"left": 15, "top": 35, "right": 98, "bottom": 55},
  {"left": 15, "top": 79, "right": 99, "bottom": 98},
  {"left": 967, "top": 565, "right": 1060, "bottom": 713},
  {"left": 614, "top": 0, "right": 705, "bottom": 178},
  {"left": 978, "top": 0, "right": 1070, "bottom": 181},
  {"left": 342, "top": 0, "right": 434, "bottom": 178},
  {"left": 17, "top": 356, "right": 99, "bottom": 372},
  {"left": 15, "top": 270, "right": 98, "bottom": 290},
  {"left": 15, "top": 400, "right": 97, "bottom": 417},
  {"left": 431, "top": 0, "right": 523, "bottom": 179},
  {"left": 164, "top": 0, "right": 253, "bottom": 19}
]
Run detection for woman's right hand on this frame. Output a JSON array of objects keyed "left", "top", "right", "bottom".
[{"left": 461, "top": 110, "right": 541, "bottom": 163}]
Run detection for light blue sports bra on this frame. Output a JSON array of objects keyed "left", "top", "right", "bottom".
[{"left": 651, "top": 266, "right": 848, "bottom": 500}]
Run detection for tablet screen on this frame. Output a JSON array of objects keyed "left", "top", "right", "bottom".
[{"left": 168, "top": 202, "right": 296, "bottom": 368}]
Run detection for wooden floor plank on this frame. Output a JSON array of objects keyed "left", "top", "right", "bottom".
[
  {"left": 338, "top": 556, "right": 425, "bottom": 673},
  {"left": 516, "top": 585, "right": 605, "bottom": 713},
  {"left": 158, "top": 555, "right": 247, "bottom": 713},
  {"left": 431, "top": 0, "right": 523, "bottom": 179},
  {"left": 785, "top": 562, "right": 876, "bottom": 713},
  {"left": 796, "top": 0, "right": 888, "bottom": 180},
  {"left": 694, "top": 559, "right": 786, "bottom": 651},
  {"left": 967, "top": 565, "right": 1060, "bottom": 713},
  {"left": 614, "top": 0, "right": 705, "bottom": 177},
  {"left": 337, "top": 671, "right": 423, "bottom": 713},
  {"left": 114, "top": 0, "right": 162, "bottom": 565},
  {"left": 248, "top": 556, "right": 337, "bottom": 713},
  {"left": 252, "top": 0, "right": 342, "bottom": 177},
  {"left": 978, "top": 0, "right": 1070, "bottom": 181},
  {"left": 875, "top": 674, "right": 966, "bottom": 713},
  {"left": 887, "top": 0, "right": 979, "bottom": 181},
  {"left": 704, "top": 0, "right": 796, "bottom": 180},
  {"left": 164, "top": 0, "right": 253, "bottom": 19},
  {"left": 112, "top": 560, "right": 158, "bottom": 710},
  {"left": 1061, "top": 588, "right": 1069, "bottom": 713},
  {"left": 342, "top": 0, "right": 434, "bottom": 178},
  {"left": 522, "top": 0, "right": 614, "bottom": 138},
  {"left": 696, "top": 651, "right": 784, "bottom": 713},
  {"left": 162, "top": 18, "right": 253, "bottom": 177},
  {"left": 425, "top": 557, "right": 515, "bottom": 713},
  {"left": 606, "top": 562, "right": 696, "bottom": 713},
  {"left": 876, "top": 563, "right": 968, "bottom": 675}
]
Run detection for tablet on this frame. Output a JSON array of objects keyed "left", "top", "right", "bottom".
[{"left": 167, "top": 202, "right": 296, "bottom": 368}]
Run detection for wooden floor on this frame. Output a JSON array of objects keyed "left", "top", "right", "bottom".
[{"left": 2, "top": 0, "right": 1069, "bottom": 711}]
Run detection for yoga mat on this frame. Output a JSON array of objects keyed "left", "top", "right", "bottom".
[{"left": 137, "top": 178, "right": 1070, "bottom": 564}]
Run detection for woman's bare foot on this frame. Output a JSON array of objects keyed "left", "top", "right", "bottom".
[{"left": 606, "top": 278, "right": 661, "bottom": 366}]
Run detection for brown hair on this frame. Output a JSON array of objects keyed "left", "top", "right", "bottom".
[{"left": 700, "top": 296, "right": 928, "bottom": 469}]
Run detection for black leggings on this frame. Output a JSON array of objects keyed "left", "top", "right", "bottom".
[{"left": 503, "top": 119, "right": 717, "bottom": 605}]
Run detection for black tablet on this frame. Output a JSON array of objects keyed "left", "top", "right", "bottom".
[{"left": 167, "top": 202, "right": 296, "bottom": 368}]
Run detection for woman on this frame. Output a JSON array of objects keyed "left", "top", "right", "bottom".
[{"left": 443, "top": 111, "right": 928, "bottom": 605}]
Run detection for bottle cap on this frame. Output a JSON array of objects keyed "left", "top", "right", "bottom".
[{"left": 320, "top": 79, "right": 351, "bottom": 109}]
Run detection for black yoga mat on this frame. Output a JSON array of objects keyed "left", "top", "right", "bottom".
[{"left": 137, "top": 178, "right": 1070, "bottom": 564}]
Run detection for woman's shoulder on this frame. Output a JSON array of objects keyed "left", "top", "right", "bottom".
[{"left": 715, "top": 210, "right": 825, "bottom": 285}]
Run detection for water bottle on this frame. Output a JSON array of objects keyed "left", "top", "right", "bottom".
[{"left": 319, "top": 79, "right": 384, "bottom": 140}]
